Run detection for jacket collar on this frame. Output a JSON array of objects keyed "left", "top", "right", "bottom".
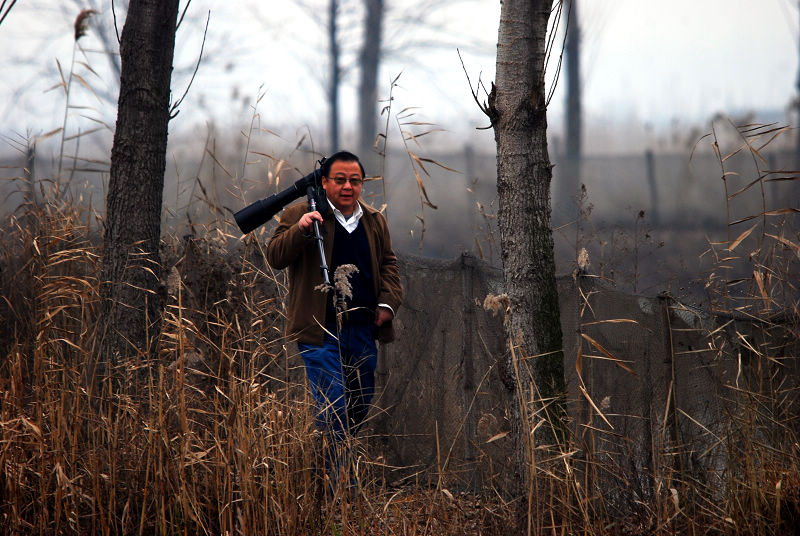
[
  {"left": 323, "top": 196, "right": 381, "bottom": 217},
  {"left": 357, "top": 199, "right": 382, "bottom": 216}
]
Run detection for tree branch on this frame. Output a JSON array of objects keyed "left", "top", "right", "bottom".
[
  {"left": 176, "top": 0, "right": 193, "bottom": 30},
  {"left": 458, "top": 48, "right": 493, "bottom": 126},
  {"left": 111, "top": 0, "right": 120, "bottom": 43},
  {"left": 0, "top": 0, "right": 19, "bottom": 27},
  {"left": 545, "top": 0, "right": 568, "bottom": 107},
  {"left": 170, "top": 9, "right": 209, "bottom": 119}
]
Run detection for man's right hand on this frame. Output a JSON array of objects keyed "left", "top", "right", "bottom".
[{"left": 298, "top": 211, "right": 323, "bottom": 233}]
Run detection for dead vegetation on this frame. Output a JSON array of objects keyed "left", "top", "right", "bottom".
[
  {"left": 0, "top": 174, "right": 517, "bottom": 534},
  {"left": 2, "top": 120, "right": 798, "bottom": 534},
  {"left": 1, "top": 32, "right": 798, "bottom": 532}
]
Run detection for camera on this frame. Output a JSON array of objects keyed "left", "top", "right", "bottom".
[{"left": 234, "top": 166, "right": 327, "bottom": 234}]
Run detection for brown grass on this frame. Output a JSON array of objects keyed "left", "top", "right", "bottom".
[
  {"left": 0, "top": 181, "right": 513, "bottom": 534},
  {"left": 1, "top": 42, "right": 798, "bottom": 533},
  {"left": 2, "top": 132, "right": 799, "bottom": 534}
]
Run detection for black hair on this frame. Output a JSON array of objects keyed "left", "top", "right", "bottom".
[{"left": 320, "top": 150, "right": 365, "bottom": 179}]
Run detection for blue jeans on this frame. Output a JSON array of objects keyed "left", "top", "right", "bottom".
[{"left": 297, "top": 323, "right": 378, "bottom": 439}]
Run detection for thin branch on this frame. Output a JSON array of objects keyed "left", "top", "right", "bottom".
[
  {"left": 111, "top": 0, "right": 120, "bottom": 43},
  {"left": 176, "top": 0, "right": 193, "bottom": 30},
  {"left": 458, "top": 48, "right": 492, "bottom": 125},
  {"left": 170, "top": 9, "right": 209, "bottom": 119},
  {"left": 0, "top": 0, "right": 19, "bottom": 26},
  {"left": 293, "top": 0, "right": 325, "bottom": 26},
  {"left": 545, "top": 0, "right": 568, "bottom": 107}
]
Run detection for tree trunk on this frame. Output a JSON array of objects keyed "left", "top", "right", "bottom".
[
  {"left": 795, "top": 1, "right": 800, "bottom": 204},
  {"left": 559, "top": 0, "right": 581, "bottom": 224},
  {"left": 358, "top": 0, "right": 384, "bottom": 166},
  {"left": 328, "top": 0, "right": 340, "bottom": 152},
  {"left": 100, "top": 0, "right": 179, "bottom": 365},
  {"left": 564, "top": 0, "right": 581, "bottom": 162},
  {"left": 489, "top": 0, "right": 565, "bottom": 506}
]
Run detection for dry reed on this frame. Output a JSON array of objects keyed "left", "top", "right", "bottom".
[{"left": 1, "top": 27, "right": 797, "bottom": 532}]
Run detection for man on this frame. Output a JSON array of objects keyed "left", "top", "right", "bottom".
[{"left": 266, "top": 151, "right": 402, "bottom": 443}]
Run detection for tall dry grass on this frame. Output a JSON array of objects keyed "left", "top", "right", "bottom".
[
  {"left": 0, "top": 50, "right": 509, "bottom": 532},
  {"left": 5, "top": 108, "right": 800, "bottom": 535},
  {"left": 0, "top": 178, "right": 514, "bottom": 534},
  {"left": 2, "top": 14, "right": 798, "bottom": 532},
  {"left": 529, "top": 118, "right": 800, "bottom": 535},
  {"left": 2, "top": 132, "right": 798, "bottom": 534}
]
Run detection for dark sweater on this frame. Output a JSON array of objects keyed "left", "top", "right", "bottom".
[{"left": 326, "top": 219, "right": 376, "bottom": 325}]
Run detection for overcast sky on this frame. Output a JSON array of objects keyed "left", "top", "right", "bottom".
[{"left": 0, "top": 1, "right": 797, "bottom": 154}]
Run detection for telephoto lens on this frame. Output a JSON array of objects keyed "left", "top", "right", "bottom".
[
  {"left": 234, "top": 197, "right": 280, "bottom": 234},
  {"left": 233, "top": 169, "right": 323, "bottom": 234}
]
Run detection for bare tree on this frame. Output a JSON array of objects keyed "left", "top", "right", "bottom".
[
  {"left": 100, "top": 0, "right": 179, "bottom": 364},
  {"left": 560, "top": 0, "right": 581, "bottom": 222},
  {"left": 1, "top": 0, "right": 219, "bottom": 152},
  {"left": 485, "top": 0, "right": 565, "bottom": 511},
  {"left": 357, "top": 0, "right": 492, "bottom": 162},
  {"left": 564, "top": 0, "right": 581, "bottom": 163},
  {"left": 274, "top": 0, "right": 490, "bottom": 158},
  {"left": 328, "top": 0, "right": 341, "bottom": 150},
  {"left": 357, "top": 0, "right": 383, "bottom": 161}
]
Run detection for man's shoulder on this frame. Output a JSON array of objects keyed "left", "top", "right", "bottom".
[
  {"left": 358, "top": 201, "right": 384, "bottom": 218},
  {"left": 280, "top": 201, "right": 308, "bottom": 220},
  {"left": 358, "top": 203, "right": 392, "bottom": 239}
]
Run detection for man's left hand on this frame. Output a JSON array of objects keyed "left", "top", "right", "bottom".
[{"left": 375, "top": 306, "right": 393, "bottom": 326}]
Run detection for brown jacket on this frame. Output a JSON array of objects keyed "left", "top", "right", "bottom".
[{"left": 266, "top": 200, "right": 403, "bottom": 345}]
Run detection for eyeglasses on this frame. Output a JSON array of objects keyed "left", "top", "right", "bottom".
[{"left": 331, "top": 177, "right": 363, "bottom": 186}]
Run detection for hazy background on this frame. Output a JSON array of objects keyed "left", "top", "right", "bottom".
[{"left": 1, "top": 0, "right": 798, "bottom": 298}]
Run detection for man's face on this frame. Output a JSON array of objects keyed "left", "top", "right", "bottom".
[{"left": 322, "top": 160, "right": 363, "bottom": 215}]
